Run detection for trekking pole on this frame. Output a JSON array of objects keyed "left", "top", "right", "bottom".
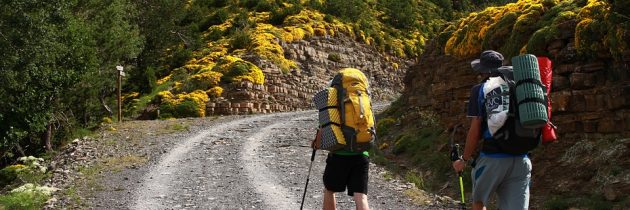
[
  {"left": 449, "top": 125, "right": 466, "bottom": 209},
  {"left": 300, "top": 149, "right": 316, "bottom": 210},
  {"left": 455, "top": 145, "right": 466, "bottom": 210}
]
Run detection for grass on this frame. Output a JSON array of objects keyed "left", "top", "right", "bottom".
[
  {"left": 0, "top": 190, "right": 50, "bottom": 210},
  {"left": 168, "top": 122, "right": 190, "bottom": 133},
  {"left": 405, "top": 170, "right": 425, "bottom": 190},
  {"left": 403, "top": 188, "right": 431, "bottom": 206},
  {"left": 70, "top": 127, "right": 96, "bottom": 140},
  {"left": 374, "top": 123, "right": 464, "bottom": 195},
  {"left": 64, "top": 186, "right": 84, "bottom": 208},
  {"left": 76, "top": 164, "right": 104, "bottom": 193},
  {"left": 543, "top": 194, "right": 622, "bottom": 210},
  {"left": 382, "top": 171, "right": 394, "bottom": 181},
  {"left": 104, "top": 155, "right": 148, "bottom": 173}
]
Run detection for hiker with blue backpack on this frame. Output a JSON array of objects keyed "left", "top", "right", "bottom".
[{"left": 453, "top": 50, "right": 549, "bottom": 210}]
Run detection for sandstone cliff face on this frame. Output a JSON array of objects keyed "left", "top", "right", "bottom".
[
  {"left": 207, "top": 35, "right": 409, "bottom": 115},
  {"left": 402, "top": 28, "right": 630, "bottom": 204}
]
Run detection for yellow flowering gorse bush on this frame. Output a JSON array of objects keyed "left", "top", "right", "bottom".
[{"left": 442, "top": 0, "right": 626, "bottom": 59}]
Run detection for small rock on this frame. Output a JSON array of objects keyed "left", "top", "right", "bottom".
[{"left": 603, "top": 187, "right": 618, "bottom": 201}]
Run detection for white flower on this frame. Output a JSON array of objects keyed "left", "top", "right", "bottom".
[{"left": 11, "top": 183, "right": 58, "bottom": 196}]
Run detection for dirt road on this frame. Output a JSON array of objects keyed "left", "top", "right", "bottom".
[{"left": 49, "top": 110, "right": 458, "bottom": 209}]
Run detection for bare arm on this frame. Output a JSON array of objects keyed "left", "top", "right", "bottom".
[
  {"left": 453, "top": 117, "right": 482, "bottom": 172},
  {"left": 463, "top": 117, "right": 482, "bottom": 161}
]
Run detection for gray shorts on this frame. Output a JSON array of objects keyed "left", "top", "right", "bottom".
[{"left": 471, "top": 155, "right": 531, "bottom": 209}]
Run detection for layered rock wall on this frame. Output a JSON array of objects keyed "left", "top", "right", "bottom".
[
  {"left": 404, "top": 40, "right": 630, "bottom": 137},
  {"left": 207, "top": 35, "right": 409, "bottom": 115}
]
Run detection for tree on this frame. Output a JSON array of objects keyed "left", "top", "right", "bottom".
[
  {"left": 324, "top": 0, "right": 370, "bottom": 21},
  {"left": 0, "top": 0, "right": 143, "bottom": 159},
  {"left": 131, "top": 0, "right": 199, "bottom": 93},
  {"left": 0, "top": 0, "right": 93, "bottom": 156},
  {"left": 380, "top": 0, "right": 420, "bottom": 29},
  {"left": 70, "top": 0, "right": 143, "bottom": 121}
]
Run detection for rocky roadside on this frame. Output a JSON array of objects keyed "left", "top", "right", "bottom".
[{"left": 42, "top": 116, "right": 243, "bottom": 209}]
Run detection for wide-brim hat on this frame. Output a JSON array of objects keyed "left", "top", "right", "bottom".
[{"left": 471, "top": 50, "right": 504, "bottom": 73}]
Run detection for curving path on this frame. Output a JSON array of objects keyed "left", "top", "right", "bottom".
[{"left": 128, "top": 111, "right": 455, "bottom": 209}]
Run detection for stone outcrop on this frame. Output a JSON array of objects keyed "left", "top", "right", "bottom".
[{"left": 207, "top": 35, "right": 410, "bottom": 115}]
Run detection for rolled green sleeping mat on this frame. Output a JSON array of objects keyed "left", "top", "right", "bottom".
[{"left": 511, "top": 54, "right": 548, "bottom": 128}]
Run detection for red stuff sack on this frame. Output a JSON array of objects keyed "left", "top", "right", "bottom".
[{"left": 537, "top": 57, "right": 557, "bottom": 143}]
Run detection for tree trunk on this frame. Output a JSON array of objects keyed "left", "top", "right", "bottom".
[
  {"left": 14, "top": 143, "right": 26, "bottom": 157},
  {"left": 101, "top": 94, "right": 114, "bottom": 117},
  {"left": 44, "top": 123, "right": 53, "bottom": 152}
]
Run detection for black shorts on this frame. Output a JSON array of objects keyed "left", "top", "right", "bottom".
[{"left": 323, "top": 153, "right": 369, "bottom": 196}]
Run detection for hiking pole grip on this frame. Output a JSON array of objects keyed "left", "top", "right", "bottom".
[
  {"left": 311, "top": 149, "right": 316, "bottom": 161},
  {"left": 450, "top": 144, "right": 461, "bottom": 162}
]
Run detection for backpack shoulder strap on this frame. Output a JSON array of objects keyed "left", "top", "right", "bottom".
[
  {"left": 477, "top": 83, "right": 493, "bottom": 140},
  {"left": 331, "top": 73, "right": 345, "bottom": 125}
]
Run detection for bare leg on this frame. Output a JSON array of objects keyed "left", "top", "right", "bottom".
[
  {"left": 323, "top": 189, "right": 336, "bottom": 210},
  {"left": 473, "top": 201, "right": 486, "bottom": 210},
  {"left": 353, "top": 193, "right": 369, "bottom": 210}
]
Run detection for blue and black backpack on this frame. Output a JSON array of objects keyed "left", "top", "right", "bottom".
[{"left": 479, "top": 65, "right": 546, "bottom": 155}]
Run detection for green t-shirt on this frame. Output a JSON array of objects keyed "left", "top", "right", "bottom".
[{"left": 334, "top": 150, "right": 369, "bottom": 157}]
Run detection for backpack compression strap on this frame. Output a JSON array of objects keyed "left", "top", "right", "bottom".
[{"left": 515, "top": 78, "right": 548, "bottom": 106}]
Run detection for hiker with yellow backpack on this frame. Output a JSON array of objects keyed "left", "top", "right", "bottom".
[{"left": 308, "top": 68, "right": 376, "bottom": 210}]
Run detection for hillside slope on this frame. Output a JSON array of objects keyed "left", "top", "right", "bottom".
[
  {"left": 380, "top": 0, "right": 629, "bottom": 208},
  {"left": 126, "top": 1, "right": 452, "bottom": 119}
]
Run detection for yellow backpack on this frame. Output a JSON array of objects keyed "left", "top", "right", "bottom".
[{"left": 312, "top": 68, "right": 375, "bottom": 152}]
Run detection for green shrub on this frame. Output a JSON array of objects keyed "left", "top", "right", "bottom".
[
  {"left": 170, "top": 67, "right": 190, "bottom": 82},
  {"left": 0, "top": 165, "right": 24, "bottom": 188},
  {"left": 230, "top": 29, "right": 253, "bottom": 51},
  {"left": 239, "top": 0, "right": 258, "bottom": 9},
  {"left": 269, "top": 4, "right": 303, "bottom": 25},
  {"left": 327, "top": 53, "right": 341, "bottom": 62},
  {"left": 221, "top": 62, "right": 249, "bottom": 82},
  {"left": 15, "top": 156, "right": 48, "bottom": 184},
  {"left": 254, "top": 0, "right": 276, "bottom": 12},
  {"left": 231, "top": 11, "right": 255, "bottom": 31},
  {"left": 158, "top": 103, "right": 176, "bottom": 117},
  {"left": 203, "top": 8, "right": 230, "bottom": 28},
  {"left": 376, "top": 117, "right": 397, "bottom": 136},
  {"left": 208, "top": 0, "right": 229, "bottom": 8},
  {"left": 323, "top": 14, "right": 334, "bottom": 23},
  {"left": 206, "top": 27, "right": 225, "bottom": 41},
  {"left": 175, "top": 100, "right": 202, "bottom": 118}
]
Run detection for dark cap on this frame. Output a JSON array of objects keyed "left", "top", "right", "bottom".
[{"left": 471, "top": 50, "right": 504, "bottom": 73}]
